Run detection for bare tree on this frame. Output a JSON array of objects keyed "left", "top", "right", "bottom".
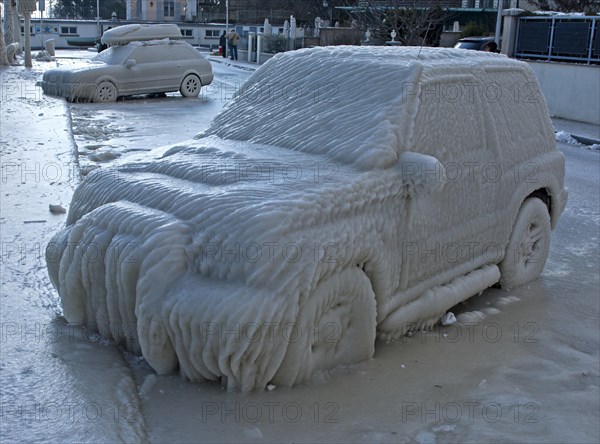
[
  {"left": 2, "top": 0, "right": 15, "bottom": 45},
  {"left": 0, "top": 4, "right": 9, "bottom": 66},
  {"left": 528, "top": 0, "right": 600, "bottom": 13},
  {"left": 348, "top": 0, "right": 448, "bottom": 46}
]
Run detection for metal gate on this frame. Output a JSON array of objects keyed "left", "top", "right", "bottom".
[{"left": 514, "top": 16, "right": 599, "bottom": 65}]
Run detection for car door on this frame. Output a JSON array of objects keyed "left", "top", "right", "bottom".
[
  {"left": 119, "top": 46, "right": 162, "bottom": 94},
  {"left": 398, "top": 72, "right": 502, "bottom": 292}
]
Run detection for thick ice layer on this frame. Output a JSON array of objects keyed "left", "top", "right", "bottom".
[
  {"left": 101, "top": 23, "right": 182, "bottom": 45},
  {"left": 47, "top": 138, "right": 450, "bottom": 389},
  {"left": 203, "top": 46, "right": 521, "bottom": 170},
  {"left": 48, "top": 47, "right": 567, "bottom": 390}
]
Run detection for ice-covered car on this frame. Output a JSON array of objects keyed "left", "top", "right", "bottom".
[
  {"left": 454, "top": 36, "right": 498, "bottom": 51},
  {"left": 47, "top": 47, "right": 567, "bottom": 391},
  {"left": 40, "top": 27, "right": 213, "bottom": 102}
]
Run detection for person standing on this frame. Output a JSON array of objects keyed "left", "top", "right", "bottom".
[
  {"left": 219, "top": 30, "right": 227, "bottom": 58},
  {"left": 228, "top": 29, "right": 240, "bottom": 61}
]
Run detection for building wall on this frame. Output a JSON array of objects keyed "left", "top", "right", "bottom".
[
  {"left": 127, "top": 0, "right": 188, "bottom": 21},
  {"left": 527, "top": 61, "right": 600, "bottom": 125}
]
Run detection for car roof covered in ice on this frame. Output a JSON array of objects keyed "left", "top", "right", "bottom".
[
  {"left": 101, "top": 23, "right": 182, "bottom": 45},
  {"left": 204, "top": 46, "right": 532, "bottom": 171},
  {"left": 93, "top": 39, "right": 194, "bottom": 64}
]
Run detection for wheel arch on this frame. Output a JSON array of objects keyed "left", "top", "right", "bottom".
[
  {"left": 355, "top": 259, "right": 386, "bottom": 325},
  {"left": 95, "top": 76, "right": 119, "bottom": 90},
  {"left": 525, "top": 185, "right": 565, "bottom": 230},
  {"left": 181, "top": 71, "right": 203, "bottom": 86}
]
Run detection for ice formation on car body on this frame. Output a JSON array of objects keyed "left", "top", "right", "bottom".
[
  {"left": 47, "top": 47, "right": 567, "bottom": 391},
  {"left": 101, "top": 23, "right": 182, "bottom": 46}
]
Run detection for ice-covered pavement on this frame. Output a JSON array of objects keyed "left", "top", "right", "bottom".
[
  {"left": 1, "top": 62, "right": 147, "bottom": 442},
  {"left": 1, "top": 51, "right": 599, "bottom": 443}
]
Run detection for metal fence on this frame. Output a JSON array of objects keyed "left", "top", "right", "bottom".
[
  {"left": 514, "top": 15, "right": 599, "bottom": 65},
  {"left": 239, "top": 35, "right": 304, "bottom": 55}
]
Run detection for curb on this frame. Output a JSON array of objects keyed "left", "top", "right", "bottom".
[
  {"left": 207, "top": 56, "right": 258, "bottom": 72},
  {"left": 571, "top": 134, "right": 600, "bottom": 146}
]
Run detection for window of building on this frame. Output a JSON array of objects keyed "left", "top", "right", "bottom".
[
  {"left": 164, "top": 1, "right": 175, "bottom": 17},
  {"left": 60, "top": 26, "right": 77, "bottom": 35},
  {"left": 205, "top": 30, "right": 220, "bottom": 38},
  {"left": 181, "top": 29, "right": 193, "bottom": 37},
  {"left": 21, "top": 25, "right": 35, "bottom": 35}
]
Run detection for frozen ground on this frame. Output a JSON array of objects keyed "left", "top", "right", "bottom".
[{"left": 1, "top": 51, "right": 599, "bottom": 443}]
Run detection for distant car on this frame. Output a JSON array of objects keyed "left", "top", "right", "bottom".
[
  {"left": 454, "top": 36, "right": 498, "bottom": 51},
  {"left": 47, "top": 47, "right": 567, "bottom": 391},
  {"left": 40, "top": 39, "right": 213, "bottom": 102}
]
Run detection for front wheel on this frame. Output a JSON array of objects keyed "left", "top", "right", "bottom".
[
  {"left": 93, "top": 81, "right": 117, "bottom": 103},
  {"left": 499, "top": 197, "right": 551, "bottom": 289},
  {"left": 272, "top": 267, "right": 377, "bottom": 386},
  {"left": 180, "top": 74, "right": 201, "bottom": 97}
]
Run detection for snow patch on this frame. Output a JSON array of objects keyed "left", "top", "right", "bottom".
[
  {"left": 417, "top": 431, "right": 436, "bottom": 444},
  {"left": 139, "top": 374, "right": 158, "bottom": 398},
  {"left": 481, "top": 307, "right": 501, "bottom": 316},
  {"left": 555, "top": 131, "right": 579, "bottom": 145},
  {"left": 496, "top": 295, "right": 521, "bottom": 306},
  {"left": 440, "top": 312, "right": 456, "bottom": 325},
  {"left": 456, "top": 310, "right": 487, "bottom": 323},
  {"left": 432, "top": 424, "right": 456, "bottom": 433},
  {"left": 243, "top": 427, "right": 264, "bottom": 439}
]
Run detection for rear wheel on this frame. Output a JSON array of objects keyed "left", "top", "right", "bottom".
[
  {"left": 93, "top": 81, "right": 117, "bottom": 103},
  {"left": 272, "top": 267, "right": 377, "bottom": 386},
  {"left": 499, "top": 198, "right": 551, "bottom": 289},
  {"left": 180, "top": 74, "right": 201, "bottom": 97}
]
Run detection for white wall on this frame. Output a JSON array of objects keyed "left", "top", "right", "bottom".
[{"left": 527, "top": 61, "right": 600, "bottom": 125}]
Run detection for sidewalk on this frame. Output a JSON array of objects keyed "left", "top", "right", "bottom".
[
  {"left": 551, "top": 117, "right": 600, "bottom": 146},
  {"left": 0, "top": 63, "right": 147, "bottom": 443},
  {"left": 206, "top": 54, "right": 260, "bottom": 72}
]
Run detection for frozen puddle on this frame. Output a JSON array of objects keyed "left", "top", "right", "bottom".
[
  {"left": 68, "top": 61, "right": 252, "bottom": 172},
  {"left": 47, "top": 322, "right": 149, "bottom": 443}
]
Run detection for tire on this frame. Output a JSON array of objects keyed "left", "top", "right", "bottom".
[
  {"left": 272, "top": 267, "right": 377, "bottom": 386},
  {"left": 93, "top": 81, "right": 117, "bottom": 103},
  {"left": 180, "top": 74, "right": 201, "bottom": 97},
  {"left": 499, "top": 198, "right": 551, "bottom": 289}
]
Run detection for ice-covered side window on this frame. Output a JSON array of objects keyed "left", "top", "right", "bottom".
[
  {"left": 129, "top": 47, "right": 158, "bottom": 64},
  {"left": 159, "top": 45, "right": 192, "bottom": 61},
  {"left": 484, "top": 68, "right": 551, "bottom": 151},
  {"left": 411, "top": 79, "right": 487, "bottom": 163},
  {"left": 93, "top": 46, "right": 129, "bottom": 65}
]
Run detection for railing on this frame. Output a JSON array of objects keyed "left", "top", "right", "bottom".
[
  {"left": 514, "top": 15, "right": 599, "bottom": 65},
  {"left": 239, "top": 35, "right": 304, "bottom": 55}
]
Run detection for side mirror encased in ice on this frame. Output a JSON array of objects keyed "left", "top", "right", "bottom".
[
  {"left": 397, "top": 151, "right": 447, "bottom": 195},
  {"left": 125, "top": 59, "right": 136, "bottom": 68}
]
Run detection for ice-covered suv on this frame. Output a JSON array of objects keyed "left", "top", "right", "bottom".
[{"left": 47, "top": 47, "right": 567, "bottom": 391}]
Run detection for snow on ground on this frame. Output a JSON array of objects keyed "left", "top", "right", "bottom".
[
  {"left": 1, "top": 51, "right": 599, "bottom": 443},
  {"left": 555, "top": 130, "right": 580, "bottom": 145},
  {"left": 0, "top": 60, "right": 146, "bottom": 442}
]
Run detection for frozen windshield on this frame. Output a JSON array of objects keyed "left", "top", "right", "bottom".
[{"left": 93, "top": 46, "right": 131, "bottom": 64}]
